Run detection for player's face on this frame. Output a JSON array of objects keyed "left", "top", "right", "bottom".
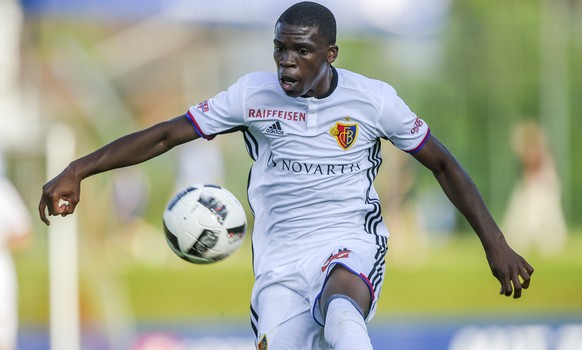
[{"left": 273, "top": 22, "right": 338, "bottom": 98}]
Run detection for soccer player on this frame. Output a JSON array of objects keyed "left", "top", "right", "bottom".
[{"left": 39, "top": 2, "right": 534, "bottom": 349}]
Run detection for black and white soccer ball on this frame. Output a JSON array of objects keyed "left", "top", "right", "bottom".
[{"left": 163, "top": 184, "right": 247, "bottom": 264}]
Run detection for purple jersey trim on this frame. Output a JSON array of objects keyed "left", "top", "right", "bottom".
[
  {"left": 406, "top": 128, "right": 431, "bottom": 154},
  {"left": 186, "top": 110, "right": 215, "bottom": 140}
]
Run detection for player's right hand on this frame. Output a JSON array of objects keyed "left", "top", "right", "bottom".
[
  {"left": 485, "top": 239, "right": 534, "bottom": 299},
  {"left": 38, "top": 167, "right": 81, "bottom": 226}
]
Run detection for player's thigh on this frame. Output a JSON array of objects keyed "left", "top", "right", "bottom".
[
  {"left": 321, "top": 263, "right": 372, "bottom": 316},
  {"left": 251, "top": 283, "right": 329, "bottom": 350}
]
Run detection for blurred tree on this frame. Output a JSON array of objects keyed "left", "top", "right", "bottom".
[{"left": 359, "top": 0, "right": 579, "bottom": 226}]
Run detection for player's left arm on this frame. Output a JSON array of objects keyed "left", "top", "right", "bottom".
[{"left": 410, "top": 134, "right": 534, "bottom": 298}]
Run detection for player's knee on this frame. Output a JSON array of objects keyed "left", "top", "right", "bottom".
[{"left": 323, "top": 294, "right": 364, "bottom": 321}]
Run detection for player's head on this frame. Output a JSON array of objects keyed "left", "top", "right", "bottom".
[
  {"left": 273, "top": 2, "right": 339, "bottom": 98},
  {"left": 277, "top": 1, "right": 336, "bottom": 45}
]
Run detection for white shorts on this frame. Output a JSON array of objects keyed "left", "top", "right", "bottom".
[{"left": 250, "top": 236, "right": 387, "bottom": 350}]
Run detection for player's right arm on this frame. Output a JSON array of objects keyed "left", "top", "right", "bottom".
[{"left": 39, "top": 115, "right": 199, "bottom": 225}]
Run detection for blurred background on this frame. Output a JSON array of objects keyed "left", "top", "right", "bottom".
[{"left": 1, "top": 0, "right": 581, "bottom": 349}]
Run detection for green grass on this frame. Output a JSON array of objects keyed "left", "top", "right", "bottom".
[
  {"left": 15, "top": 229, "right": 582, "bottom": 325},
  {"left": 380, "top": 233, "right": 582, "bottom": 317}
]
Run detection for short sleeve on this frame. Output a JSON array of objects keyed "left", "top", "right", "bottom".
[
  {"left": 186, "top": 74, "right": 249, "bottom": 140},
  {"left": 377, "top": 84, "right": 430, "bottom": 153}
]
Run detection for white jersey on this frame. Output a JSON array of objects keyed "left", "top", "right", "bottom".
[{"left": 186, "top": 67, "right": 429, "bottom": 276}]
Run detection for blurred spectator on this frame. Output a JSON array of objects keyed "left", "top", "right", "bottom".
[
  {"left": 0, "top": 156, "right": 33, "bottom": 350},
  {"left": 112, "top": 167, "right": 151, "bottom": 226},
  {"left": 502, "top": 120, "right": 567, "bottom": 258},
  {"left": 0, "top": 1, "right": 33, "bottom": 348},
  {"left": 110, "top": 167, "right": 166, "bottom": 266},
  {"left": 379, "top": 145, "right": 456, "bottom": 268}
]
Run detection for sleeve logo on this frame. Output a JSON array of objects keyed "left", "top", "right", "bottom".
[
  {"left": 196, "top": 100, "right": 210, "bottom": 113},
  {"left": 411, "top": 117, "right": 424, "bottom": 134}
]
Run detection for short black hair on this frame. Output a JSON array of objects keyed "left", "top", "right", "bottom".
[{"left": 277, "top": 1, "right": 337, "bottom": 45}]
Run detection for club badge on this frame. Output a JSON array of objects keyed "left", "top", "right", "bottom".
[
  {"left": 330, "top": 117, "right": 358, "bottom": 150},
  {"left": 257, "top": 335, "right": 268, "bottom": 350}
]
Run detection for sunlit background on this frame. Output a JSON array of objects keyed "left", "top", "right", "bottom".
[{"left": 1, "top": 0, "right": 581, "bottom": 349}]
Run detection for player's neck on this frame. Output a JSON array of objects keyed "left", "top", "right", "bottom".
[{"left": 305, "top": 65, "right": 338, "bottom": 99}]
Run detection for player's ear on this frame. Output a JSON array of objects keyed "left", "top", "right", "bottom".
[{"left": 327, "top": 45, "right": 338, "bottom": 64}]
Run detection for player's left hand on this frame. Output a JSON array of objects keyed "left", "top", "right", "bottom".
[{"left": 485, "top": 240, "right": 534, "bottom": 298}]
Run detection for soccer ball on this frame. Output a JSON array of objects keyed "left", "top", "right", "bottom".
[{"left": 163, "top": 184, "right": 247, "bottom": 264}]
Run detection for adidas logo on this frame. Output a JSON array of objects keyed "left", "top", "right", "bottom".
[{"left": 265, "top": 121, "right": 284, "bottom": 135}]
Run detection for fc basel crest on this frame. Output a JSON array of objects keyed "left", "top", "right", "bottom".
[
  {"left": 257, "top": 335, "right": 268, "bottom": 350},
  {"left": 330, "top": 117, "right": 358, "bottom": 150}
]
